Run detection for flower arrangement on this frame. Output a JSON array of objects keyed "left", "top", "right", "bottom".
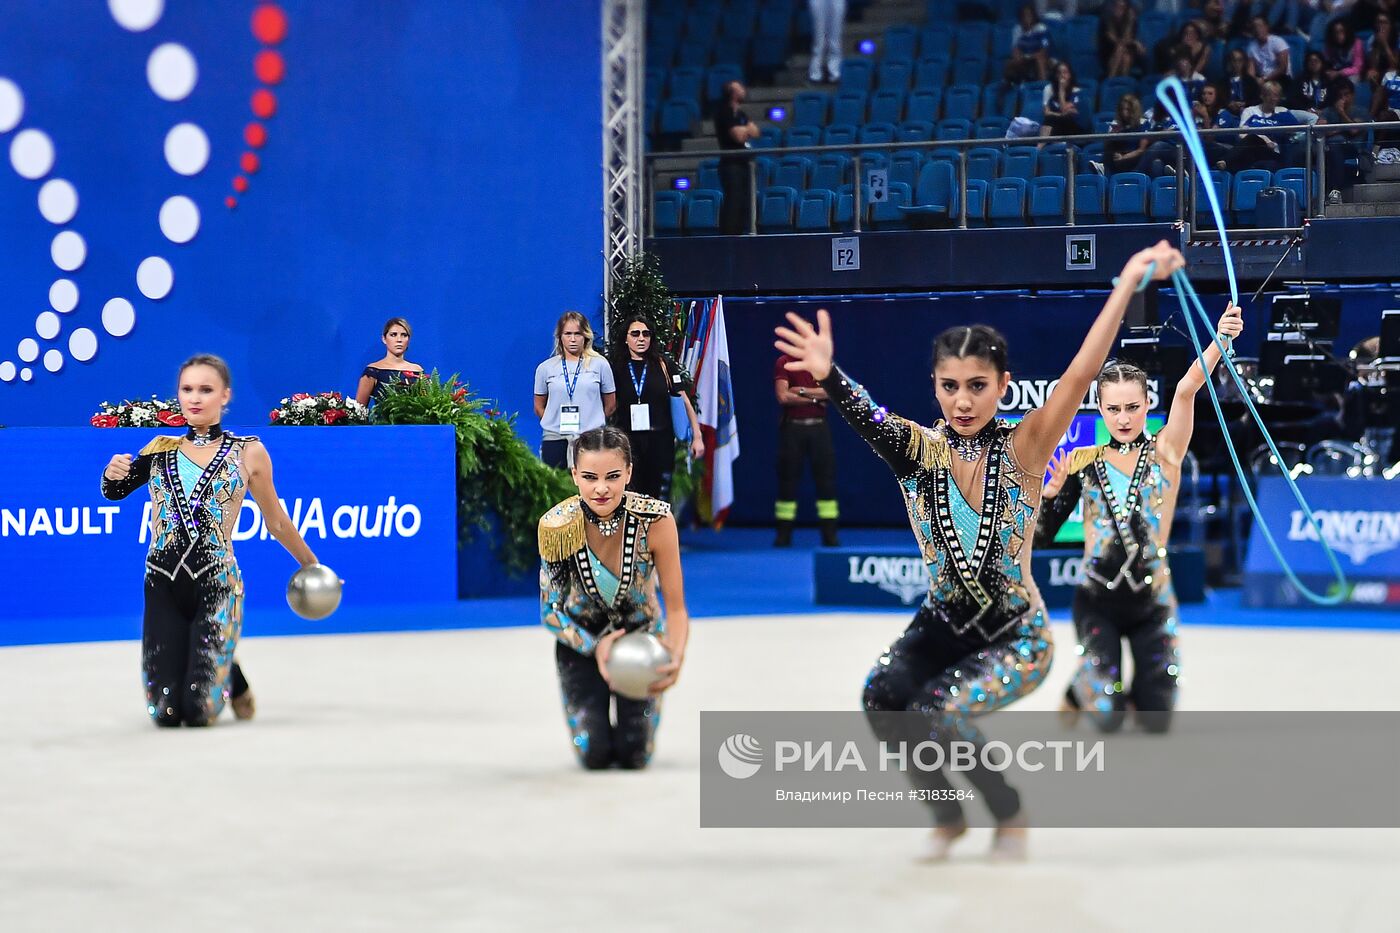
[
  {"left": 89, "top": 397, "right": 186, "bottom": 428},
  {"left": 268, "top": 392, "right": 370, "bottom": 426}
]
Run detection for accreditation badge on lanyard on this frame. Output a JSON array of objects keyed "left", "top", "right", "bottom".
[
  {"left": 560, "top": 357, "right": 584, "bottom": 435},
  {"left": 629, "top": 360, "right": 651, "bottom": 432}
]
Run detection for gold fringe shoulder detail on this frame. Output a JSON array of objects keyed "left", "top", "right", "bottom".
[
  {"left": 624, "top": 491, "right": 672, "bottom": 519},
  {"left": 1065, "top": 445, "right": 1100, "bottom": 475},
  {"left": 903, "top": 417, "right": 951, "bottom": 471},
  {"left": 538, "top": 496, "right": 585, "bottom": 563},
  {"left": 139, "top": 436, "right": 184, "bottom": 456}
]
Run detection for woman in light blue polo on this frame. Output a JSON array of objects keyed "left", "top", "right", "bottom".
[{"left": 535, "top": 311, "right": 617, "bottom": 469}]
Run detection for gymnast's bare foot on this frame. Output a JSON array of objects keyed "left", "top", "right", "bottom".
[
  {"left": 990, "top": 813, "right": 1029, "bottom": 861},
  {"left": 918, "top": 822, "right": 968, "bottom": 862}
]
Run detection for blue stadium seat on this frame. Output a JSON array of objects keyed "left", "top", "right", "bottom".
[
  {"left": 859, "top": 122, "right": 897, "bottom": 144},
  {"left": 1072, "top": 172, "right": 1105, "bottom": 224},
  {"left": 883, "top": 25, "right": 919, "bottom": 62},
  {"left": 754, "top": 126, "right": 782, "bottom": 148},
  {"left": 750, "top": 33, "right": 788, "bottom": 79},
  {"left": 1037, "top": 143, "right": 1075, "bottom": 177},
  {"left": 914, "top": 56, "right": 950, "bottom": 89},
  {"left": 645, "top": 68, "right": 666, "bottom": 104},
  {"left": 1109, "top": 172, "right": 1151, "bottom": 223},
  {"left": 906, "top": 88, "right": 942, "bottom": 123},
  {"left": 757, "top": 4, "right": 793, "bottom": 38},
  {"left": 823, "top": 124, "right": 858, "bottom": 146},
  {"left": 839, "top": 58, "right": 874, "bottom": 92},
  {"left": 832, "top": 91, "right": 869, "bottom": 125},
  {"left": 711, "top": 36, "right": 749, "bottom": 67},
  {"left": 792, "top": 91, "right": 829, "bottom": 127},
  {"left": 1273, "top": 168, "right": 1313, "bottom": 213},
  {"left": 796, "top": 188, "right": 835, "bottom": 231},
  {"left": 890, "top": 150, "right": 923, "bottom": 189},
  {"left": 902, "top": 158, "right": 958, "bottom": 225},
  {"left": 1072, "top": 49, "right": 1101, "bottom": 81},
  {"left": 897, "top": 120, "right": 935, "bottom": 141},
  {"left": 1002, "top": 148, "right": 1037, "bottom": 180},
  {"left": 953, "top": 55, "right": 988, "bottom": 85},
  {"left": 976, "top": 116, "right": 1010, "bottom": 139},
  {"left": 989, "top": 177, "right": 1028, "bottom": 227},
  {"left": 1068, "top": 16, "right": 1098, "bottom": 56},
  {"left": 758, "top": 185, "right": 798, "bottom": 232},
  {"left": 1285, "top": 35, "right": 1308, "bottom": 77},
  {"left": 1232, "top": 169, "right": 1272, "bottom": 226},
  {"left": 1149, "top": 175, "right": 1179, "bottom": 220},
  {"left": 955, "top": 22, "right": 991, "bottom": 58},
  {"left": 722, "top": 1, "right": 757, "bottom": 39},
  {"left": 869, "top": 181, "right": 914, "bottom": 229},
  {"left": 698, "top": 158, "right": 721, "bottom": 190},
  {"left": 967, "top": 147, "right": 1002, "bottom": 182},
  {"left": 1075, "top": 79, "right": 1098, "bottom": 112},
  {"left": 993, "top": 22, "right": 1016, "bottom": 59},
  {"left": 1098, "top": 76, "right": 1135, "bottom": 112},
  {"left": 811, "top": 153, "right": 850, "bottom": 190},
  {"left": 1046, "top": 19, "right": 1069, "bottom": 58},
  {"left": 669, "top": 67, "right": 705, "bottom": 102},
  {"left": 1093, "top": 111, "right": 1114, "bottom": 134},
  {"left": 982, "top": 84, "right": 1016, "bottom": 118},
  {"left": 878, "top": 60, "right": 912, "bottom": 90},
  {"left": 936, "top": 118, "right": 972, "bottom": 140},
  {"left": 684, "top": 189, "right": 722, "bottom": 234},
  {"left": 658, "top": 98, "right": 700, "bottom": 137},
  {"left": 964, "top": 177, "right": 990, "bottom": 227},
  {"left": 686, "top": 7, "right": 721, "bottom": 40},
  {"left": 920, "top": 24, "right": 954, "bottom": 57},
  {"left": 943, "top": 83, "right": 980, "bottom": 121},
  {"left": 705, "top": 64, "right": 744, "bottom": 102},
  {"left": 677, "top": 37, "right": 713, "bottom": 68},
  {"left": 1194, "top": 169, "right": 1232, "bottom": 222},
  {"left": 1029, "top": 175, "right": 1067, "bottom": 225},
  {"left": 773, "top": 155, "right": 811, "bottom": 190},
  {"left": 786, "top": 125, "right": 821, "bottom": 147},
  {"left": 1139, "top": 13, "right": 1173, "bottom": 54},
  {"left": 869, "top": 89, "right": 906, "bottom": 124},
  {"left": 655, "top": 191, "right": 683, "bottom": 235},
  {"left": 835, "top": 184, "right": 872, "bottom": 228},
  {"left": 1018, "top": 81, "right": 1049, "bottom": 118}
]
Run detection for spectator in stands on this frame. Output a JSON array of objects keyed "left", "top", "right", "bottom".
[
  {"left": 1364, "top": 13, "right": 1400, "bottom": 82},
  {"left": 535, "top": 311, "right": 617, "bottom": 469},
  {"left": 1099, "top": 0, "right": 1146, "bottom": 78},
  {"left": 1371, "top": 55, "right": 1400, "bottom": 121},
  {"left": 1225, "top": 47, "right": 1263, "bottom": 117},
  {"left": 1318, "top": 77, "right": 1370, "bottom": 201},
  {"left": 1039, "top": 61, "right": 1089, "bottom": 135},
  {"left": 1036, "top": 0, "right": 1078, "bottom": 21},
  {"left": 1322, "top": 19, "right": 1365, "bottom": 83},
  {"left": 1103, "top": 93, "right": 1152, "bottom": 172},
  {"left": 1142, "top": 57, "right": 1207, "bottom": 177},
  {"left": 1154, "top": 20, "right": 1212, "bottom": 77},
  {"left": 1006, "top": 4, "right": 1054, "bottom": 83},
  {"left": 1247, "top": 16, "right": 1293, "bottom": 85},
  {"left": 1194, "top": 82, "right": 1240, "bottom": 167},
  {"left": 1293, "top": 51, "right": 1331, "bottom": 110},
  {"left": 808, "top": 0, "right": 846, "bottom": 84},
  {"left": 1350, "top": 0, "right": 1400, "bottom": 32},
  {"left": 1226, "top": 79, "right": 1303, "bottom": 170},
  {"left": 1197, "top": 0, "right": 1232, "bottom": 42},
  {"left": 1267, "top": 0, "right": 1316, "bottom": 38},
  {"left": 714, "top": 81, "right": 760, "bottom": 235}
]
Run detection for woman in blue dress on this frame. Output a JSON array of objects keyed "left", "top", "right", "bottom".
[{"left": 356, "top": 317, "right": 425, "bottom": 406}]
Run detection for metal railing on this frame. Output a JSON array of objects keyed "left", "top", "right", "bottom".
[{"left": 644, "top": 120, "right": 1400, "bottom": 236}]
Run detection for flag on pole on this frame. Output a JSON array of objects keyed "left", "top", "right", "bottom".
[{"left": 695, "top": 295, "right": 739, "bottom": 527}]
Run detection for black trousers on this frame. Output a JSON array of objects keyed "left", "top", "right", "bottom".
[
  {"left": 625, "top": 429, "right": 674, "bottom": 501},
  {"left": 541, "top": 439, "right": 569, "bottom": 470},
  {"left": 556, "top": 642, "right": 660, "bottom": 769},
  {"left": 1064, "top": 585, "right": 1180, "bottom": 734},
  {"left": 719, "top": 158, "right": 751, "bottom": 235},
  {"left": 777, "top": 419, "right": 838, "bottom": 503},
  {"left": 143, "top": 568, "right": 243, "bottom": 727}
]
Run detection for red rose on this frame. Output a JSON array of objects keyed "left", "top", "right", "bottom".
[
  {"left": 157, "top": 411, "right": 186, "bottom": 426},
  {"left": 453, "top": 387, "right": 468, "bottom": 401},
  {"left": 323, "top": 409, "right": 346, "bottom": 424},
  {"left": 271, "top": 409, "right": 281, "bottom": 421},
  {"left": 90, "top": 414, "right": 119, "bottom": 428},
  {"left": 292, "top": 392, "right": 310, "bottom": 401}
]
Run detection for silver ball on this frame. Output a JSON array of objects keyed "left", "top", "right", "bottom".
[
  {"left": 286, "top": 563, "right": 343, "bottom": 620},
  {"left": 604, "top": 631, "right": 672, "bottom": 701}
]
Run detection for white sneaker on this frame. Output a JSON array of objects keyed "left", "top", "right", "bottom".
[
  {"left": 917, "top": 823, "right": 968, "bottom": 862},
  {"left": 1089, "top": 160, "right": 1105, "bottom": 176},
  {"left": 1327, "top": 189, "right": 1342, "bottom": 206}
]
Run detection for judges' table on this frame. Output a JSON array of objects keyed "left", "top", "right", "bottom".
[{"left": 0, "top": 426, "right": 458, "bottom": 642}]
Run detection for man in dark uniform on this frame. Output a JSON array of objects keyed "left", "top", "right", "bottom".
[
  {"left": 774, "top": 351, "right": 840, "bottom": 547},
  {"left": 714, "top": 80, "right": 760, "bottom": 235}
]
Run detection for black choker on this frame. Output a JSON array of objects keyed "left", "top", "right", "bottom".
[
  {"left": 943, "top": 420, "right": 999, "bottom": 463},
  {"left": 581, "top": 501, "right": 623, "bottom": 536},
  {"left": 186, "top": 423, "right": 224, "bottom": 448},
  {"left": 1108, "top": 433, "right": 1148, "bottom": 455}
]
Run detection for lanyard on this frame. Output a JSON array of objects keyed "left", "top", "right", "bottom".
[
  {"left": 561, "top": 356, "right": 583, "bottom": 402},
  {"left": 629, "top": 360, "right": 648, "bottom": 402}
]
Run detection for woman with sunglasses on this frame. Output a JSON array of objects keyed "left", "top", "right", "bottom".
[{"left": 608, "top": 317, "right": 703, "bottom": 500}]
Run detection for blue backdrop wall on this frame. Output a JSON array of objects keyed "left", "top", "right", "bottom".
[{"left": 0, "top": 0, "right": 602, "bottom": 441}]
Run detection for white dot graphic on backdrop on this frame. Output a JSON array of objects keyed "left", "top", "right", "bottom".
[
  {"left": 109, "top": 0, "right": 164, "bottom": 32},
  {"left": 10, "top": 129, "right": 54, "bottom": 179},
  {"left": 20, "top": 368, "right": 33, "bottom": 382},
  {"left": 43, "top": 349, "right": 63, "bottom": 373},
  {"left": 69, "top": 328, "right": 98, "bottom": 363},
  {"left": 0, "top": 78, "right": 22, "bottom": 132},
  {"left": 51, "top": 231, "right": 87, "bottom": 271},
  {"left": 159, "top": 195, "right": 200, "bottom": 243},
  {"left": 147, "top": 44, "right": 197, "bottom": 101},
  {"left": 38, "top": 178, "right": 78, "bottom": 224},
  {"left": 102, "top": 298, "right": 136, "bottom": 338},
  {"left": 36, "top": 311, "right": 60, "bottom": 340},
  {"left": 164, "top": 123, "right": 209, "bottom": 175},
  {"left": 0, "top": 361, "right": 14, "bottom": 382},
  {"left": 137, "top": 257, "right": 173, "bottom": 300},
  {"left": 50, "top": 279, "right": 78, "bottom": 314},
  {"left": 18, "top": 339, "right": 39, "bottom": 363}
]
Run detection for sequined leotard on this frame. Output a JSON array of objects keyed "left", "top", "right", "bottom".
[
  {"left": 819, "top": 365, "right": 1054, "bottom": 824},
  {"left": 538, "top": 492, "right": 671, "bottom": 769},
  {"left": 100, "top": 432, "right": 256, "bottom": 726},
  {"left": 1036, "top": 435, "right": 1182, "bottom": 731}
]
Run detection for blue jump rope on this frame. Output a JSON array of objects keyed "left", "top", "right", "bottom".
[{"left": 1108, "top": 77, "right": 1348, "bottom": 605}]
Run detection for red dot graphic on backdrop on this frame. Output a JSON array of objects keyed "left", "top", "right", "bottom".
[
  {"left": 244, "top": 122, "right": 268, "bottom": 148},
  {"left": 226, "top": 196, "right": 238, "bottom": 209},
  {"left": 254, "top": 50, "right": 285, "bottom": 85},
  {"left": 251, "top": 88, "right": 277, "bottom": 119},
  {"left": 241, "top": 152, "right": 261, "bottom": 174},
  {"left": 233, "top": 176, "right": 249, "bottom": 193},
  {"left": 251, "top": 5, "right": 288, "bottom": 45}
]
